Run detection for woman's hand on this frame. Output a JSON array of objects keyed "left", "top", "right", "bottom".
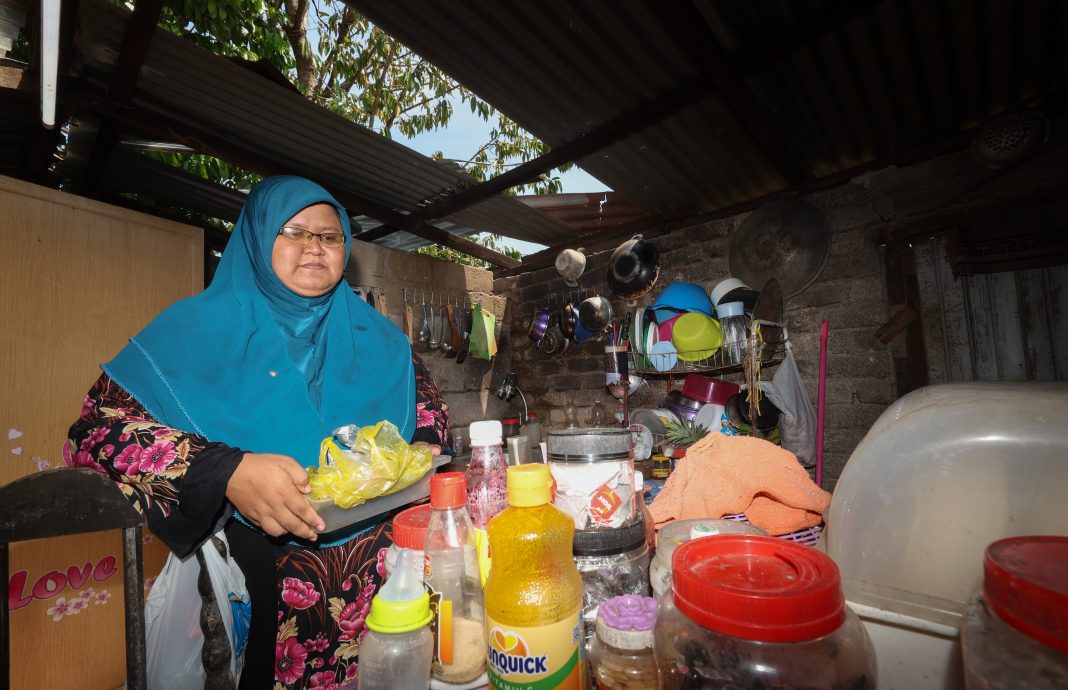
[
  {"left": 226, "top": 453, "right": 325, "bottom": 540},
  {"left": 412, "top": 441, "right": 442, "bottom": 455}
]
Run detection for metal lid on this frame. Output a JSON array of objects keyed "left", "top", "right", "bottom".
[{"left": 546, "top": 427, "right": 632, "bottom": 462}]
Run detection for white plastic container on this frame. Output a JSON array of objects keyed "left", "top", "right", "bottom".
[
  {"left": 649, "top": 518, "right": 768, "bottom": 600},
  {"left": 823, "top": 382, "right": 1068, "bottom": 690}
]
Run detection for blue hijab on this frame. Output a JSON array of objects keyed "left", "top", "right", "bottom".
[{"left": 104, "top": 176, "right": 414, "bottom": 467}]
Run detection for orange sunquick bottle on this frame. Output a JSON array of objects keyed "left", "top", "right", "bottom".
[{"left": 483, "top": 464, "right": 586, "bottom": 689}]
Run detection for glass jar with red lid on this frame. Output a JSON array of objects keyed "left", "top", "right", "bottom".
[
  {"left": 654, "top": 534, "right": 876, "bottom": 690},
  {"left": 961, "top": 536, "right": 1068, "bottom": 689}
]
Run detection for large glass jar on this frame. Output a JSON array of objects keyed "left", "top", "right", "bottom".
[
  {"left": 573, "top": 514, "right": 650, "bottom": 646},
  {"left": 961, "top": 536, "right": 1068, "bottom": 690},
  {"left": 654, "top": 535, "right": 876, "bottom": 690}
]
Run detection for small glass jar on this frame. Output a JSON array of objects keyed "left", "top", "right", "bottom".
[
  {"left": 650, "top": 453, "right": 671, "bottom": 479},
  {"left": 961, "top": 536, "right": 1068, "bottom": 689},
  {"left": 655, "top": 535, "right": 876, "bottom": 690},
  {"left": 588, "top": 400, "right": 608, "bottom": 426},
  {"left": 589, "top": 595, "right": 658, "bottom": 690}
]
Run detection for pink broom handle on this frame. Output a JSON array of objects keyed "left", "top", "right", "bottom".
[{"left": 816, "top": 319, "right": 829, "bottom": 488}]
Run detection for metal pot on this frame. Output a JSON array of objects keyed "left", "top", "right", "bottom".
[
  {"left": 579, "top": 296, "right": 613, "bottom": 333},
  {"left": 607, "top": 234, "right": 660, "bottom": 301},
  {"left": 527, "top": 305, "right": 551, "bottom": 345},
  {"left": 560, "top": 300, "right": 579, "bottom": 339}
]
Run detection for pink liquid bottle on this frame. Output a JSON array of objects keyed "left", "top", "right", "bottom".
[{"left": 465, "top": 420, "right": 508, "bottom": 585}]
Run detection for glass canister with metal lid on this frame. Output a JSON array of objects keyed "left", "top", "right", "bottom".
[
  {"left": 546, "top": 427, "right": 635, "bottom": 530},
  {"left": 573, "top": 513, "right": 651, "bottom": 647}
]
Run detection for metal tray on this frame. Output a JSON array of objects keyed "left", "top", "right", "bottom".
[{"left": 310, "top": 454, "right": 450, "bottom": 533}]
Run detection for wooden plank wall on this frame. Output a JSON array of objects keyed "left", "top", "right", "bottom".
[
  {"left": 915, "top": 236, "right": 1067, "bottom": 383},
  {"left": 0, "top": 176, "right": 196, "bottom": 689}
]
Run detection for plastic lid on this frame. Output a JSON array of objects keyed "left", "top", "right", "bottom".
[
  {"left": 470, "top": 420, "right": 503, "bottom": 445},
  {"left": 507, "top": 464, "right": 552, "bottom": 507},
  {"left": 595, "top": 595, "right": 657, "bottom": 650},
  {"left": 983, "top": 536, "right": 1068, "bottom": 656},
  {"left": 690, "top": 524, "right": 720, "bottom": 540},
  {"left": 366, "top": 591, "right": 433, "bottom": 633},
  {"left": 573, "top": 514, "right": 646, "bottom": 556},
  {"left": 716, "top": 301, "right": 744, "bottom": 318},
  {"left": 430, "top": 472, "right": 467, "bottom": 509},
  {"left": 672, "top": 535, "right": 845, "bottom": 643},
  {"left": 393, "top": 504, "right": 432, "bottom": 550}
]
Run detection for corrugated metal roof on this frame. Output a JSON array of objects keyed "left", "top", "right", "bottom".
[
  {"left": 69, "top": 0, "right": 576, "bottom": 247},
  {"left": 352, "top": 0, "right": 1068, "bottom": 214}
]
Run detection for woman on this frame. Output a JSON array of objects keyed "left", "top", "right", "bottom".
[{"left": 67, "top": 176, "right": 447, "bottom": 688}]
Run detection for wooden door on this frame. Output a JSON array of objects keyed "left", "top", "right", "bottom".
[{"left": 1, "top": 176, "right": 201, "bottom": 689}]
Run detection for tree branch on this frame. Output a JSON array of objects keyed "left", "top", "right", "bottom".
[{"left": 282, "top": 0, "right": 316, "bottom": 96}]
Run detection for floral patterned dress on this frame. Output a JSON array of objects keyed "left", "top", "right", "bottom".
[{"left": 67, "top": 351, "right": 448, "bottom": 689}]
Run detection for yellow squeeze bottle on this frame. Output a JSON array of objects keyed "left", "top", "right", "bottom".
[{"left": 484, "top": 464, "right": 586, "bottom": 689}]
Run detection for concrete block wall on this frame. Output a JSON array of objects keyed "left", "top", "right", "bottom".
[
  {"left": 493, "top": 198, "right": 893, "bottom": 489},
  {"left": 494, "top": 139, "right": 1068, "bottom": 488},
  {"left": 344, "top": 242, "right": 512, "bottom": 431}
]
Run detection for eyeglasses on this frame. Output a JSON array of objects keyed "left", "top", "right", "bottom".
[{"left": 278, "top": 226, "right": 346, "bottom": 248}]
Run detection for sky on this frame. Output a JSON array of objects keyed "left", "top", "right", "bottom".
[{"left": 390, "top": 99, "right": 611, "bottom": 256}]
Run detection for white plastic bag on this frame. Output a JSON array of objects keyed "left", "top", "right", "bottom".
[
  {"left": 761, "top": 349, "right": 817, "bottom": 468},
  {"left": 144, "top": 531, "right": 251, "bottom": 689}
]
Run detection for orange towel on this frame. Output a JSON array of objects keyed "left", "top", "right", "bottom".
[{"left": 649, "top": 434, "right": 830, "bottom": 536}]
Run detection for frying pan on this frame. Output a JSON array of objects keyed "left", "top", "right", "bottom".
[{"left": 729, "top": 199, "right": 830, "bottom": 299}]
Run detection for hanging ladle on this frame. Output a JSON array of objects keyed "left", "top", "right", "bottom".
[
  {"left": 439, "top": 304, "right": 457, "bottom": 357},
  {"left": 419, "top": 292, "right": 432, "bottom": 344}
]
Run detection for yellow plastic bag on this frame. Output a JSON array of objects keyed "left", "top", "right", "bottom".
[{"left": 307, "top": 421, "right": 432, "bottom": 509}]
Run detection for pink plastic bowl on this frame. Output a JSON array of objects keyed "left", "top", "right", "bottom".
[
  {"left": 681, "top": 374, "right": 740, "bottom": 405},
  {"left": 657, "top": 314, "right": 681, "bottom": 343}
]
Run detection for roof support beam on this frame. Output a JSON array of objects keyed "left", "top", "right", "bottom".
[
  {"left": 411, "top": 76, "right": 717, "bottom": 221},
  {"left": 70, "top": 88, "right": 520, "bottom": 268},
  {"left": 82, "top": 0, "right": 163, "bottom": 190}
]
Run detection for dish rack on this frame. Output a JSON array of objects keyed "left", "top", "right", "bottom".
[{"left": 628, "top": 320, "right": 788, "bottom": 376}]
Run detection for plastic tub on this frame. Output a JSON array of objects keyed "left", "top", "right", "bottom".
[
  {"left": 654, "top": 535, "right": 877, "bottom": 689},
  {"left": 824, "top": 382, "right": 1068, "bottom": 689},
  {"left": 310, "top": 454, "right": 450, "bottom": 533},
  {"left": 649, "top": 518, "right": 768, "bottom": 599},
  {"left": 960, "top": 536, "right": 1068, "bottom": 689}
]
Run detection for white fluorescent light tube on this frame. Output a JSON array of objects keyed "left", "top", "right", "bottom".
[{"left": 40, "top": 0, "right": 61, "bottom": 128}]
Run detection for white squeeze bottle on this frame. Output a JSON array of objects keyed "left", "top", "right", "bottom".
[{"left": 357, "top": 545, "right": 434, "bottom": 690}]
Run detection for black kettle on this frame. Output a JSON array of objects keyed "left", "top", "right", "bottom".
[{"left": 607, "top": 234, "right": 660, "bottom": 301}]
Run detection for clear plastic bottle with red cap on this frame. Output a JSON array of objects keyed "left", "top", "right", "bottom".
[
  {"left": 961, "top": 536, "right": 1068, "bottom": 689},
  {"left": 424, "top": 472, "right": 487, "bottom": 684},
  {"left": 653, "top": 534, "right": 876, "bottom": 690}
]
